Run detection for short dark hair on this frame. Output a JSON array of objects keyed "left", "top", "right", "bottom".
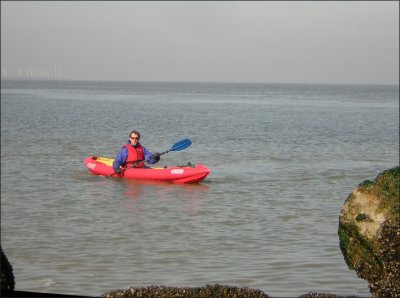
[{"left": 129, "top": 130, "right": 141, "bottom": 139}]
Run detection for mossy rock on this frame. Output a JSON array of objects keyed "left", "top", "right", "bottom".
[{"left": 338, "top": 166, "right": 400, "bottom": 297}]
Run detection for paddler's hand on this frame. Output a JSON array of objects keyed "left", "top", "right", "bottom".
[
  {"left": 153, "top": 152, "right": 161, "bottom": 162},
  {"left": 115, "top": 167, "right": 122, "bottom": 175}
]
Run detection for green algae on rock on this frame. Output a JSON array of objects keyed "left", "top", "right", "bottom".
[{"left": 338, "top": 166, "right": 400, "bottom": 297}]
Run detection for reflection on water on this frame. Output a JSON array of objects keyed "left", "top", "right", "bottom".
[{"left": 121, "top": 180, "right": 209, "bottom": 216}]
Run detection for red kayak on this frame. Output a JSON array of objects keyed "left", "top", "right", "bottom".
[{"left": 83, "top": 156, "right": 210, "bottom": 183}]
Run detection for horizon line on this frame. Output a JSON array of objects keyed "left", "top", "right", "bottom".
[{"left": 1, "top": 77, "right": 399, "bottom": 87}]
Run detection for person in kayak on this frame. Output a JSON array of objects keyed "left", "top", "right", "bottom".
[{"left": 113, "top": 130, "right": 160, "bottom": 174}]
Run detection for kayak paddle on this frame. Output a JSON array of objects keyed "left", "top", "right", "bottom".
[{"left": 106, "top": 138, "right": 192, "bottom": 178}]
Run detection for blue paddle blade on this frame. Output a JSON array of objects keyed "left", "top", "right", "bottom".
[{"left": 170, "top": 138, "right": 192, "bottom": 152}]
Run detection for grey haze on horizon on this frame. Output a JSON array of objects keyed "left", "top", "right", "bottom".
[{"left": 1, "top": 1, "right": 399, "bottom": 85}]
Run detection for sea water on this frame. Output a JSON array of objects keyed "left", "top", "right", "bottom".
[{"left": 1, "top": 80, "right": 399, "bottom": 297}]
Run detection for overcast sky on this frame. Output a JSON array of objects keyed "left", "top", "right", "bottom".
[{"left": 1, "top": 1, "right": 399, "bottom": 85}]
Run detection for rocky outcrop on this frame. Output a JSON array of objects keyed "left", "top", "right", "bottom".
[
  {"left": 102, "top": 286, "right": 366, "bottom": 298},
  {"left": 102, "top": 284, "right": 270, "bottom": 298},
  {"left": 1, "top": 245, "right": 15, "bottom": 291},
  {"left": 338, "top": 166, "right": 400, "bottom": 297}
]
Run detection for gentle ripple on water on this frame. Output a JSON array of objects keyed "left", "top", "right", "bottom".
[{"left": 2, "top": 80, "right": 398, "bottom": 296}]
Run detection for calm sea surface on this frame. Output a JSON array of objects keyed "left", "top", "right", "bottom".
[{"left": 1, "top": 80, "right": 399, "bottom": 297}]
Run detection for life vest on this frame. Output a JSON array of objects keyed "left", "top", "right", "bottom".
[{"left": 124, "top": 143, "right": 145, "bottom": 168}]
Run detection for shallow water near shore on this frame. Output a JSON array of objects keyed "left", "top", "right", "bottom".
[{"left": 1, "top": 80, "right": 399, "bottom": 297}]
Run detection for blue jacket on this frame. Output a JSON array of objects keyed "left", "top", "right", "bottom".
[{"left": 113, "top": 141, "right": 159, "bottom": 171}]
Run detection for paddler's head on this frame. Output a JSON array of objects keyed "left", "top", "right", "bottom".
[{"left": 129, "top": 130, "right": 141, "bottom": 147}]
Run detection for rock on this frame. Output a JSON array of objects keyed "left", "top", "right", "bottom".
[
  {"left": 299, "top": 293, "right": 361, "bottom": 298},
  {"left": 102, "top": 284, "right": 270, "bottom": 298},
  {"left": 1, "top": 245, "right": 15, "bottom": 291},
  {"left": 338, "top": 166, "right": 400, "bottom": 297}
]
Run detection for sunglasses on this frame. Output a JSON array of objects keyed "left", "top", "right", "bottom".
[{"left": 130, "top": 136, "right": 139, "bottom": 140}]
